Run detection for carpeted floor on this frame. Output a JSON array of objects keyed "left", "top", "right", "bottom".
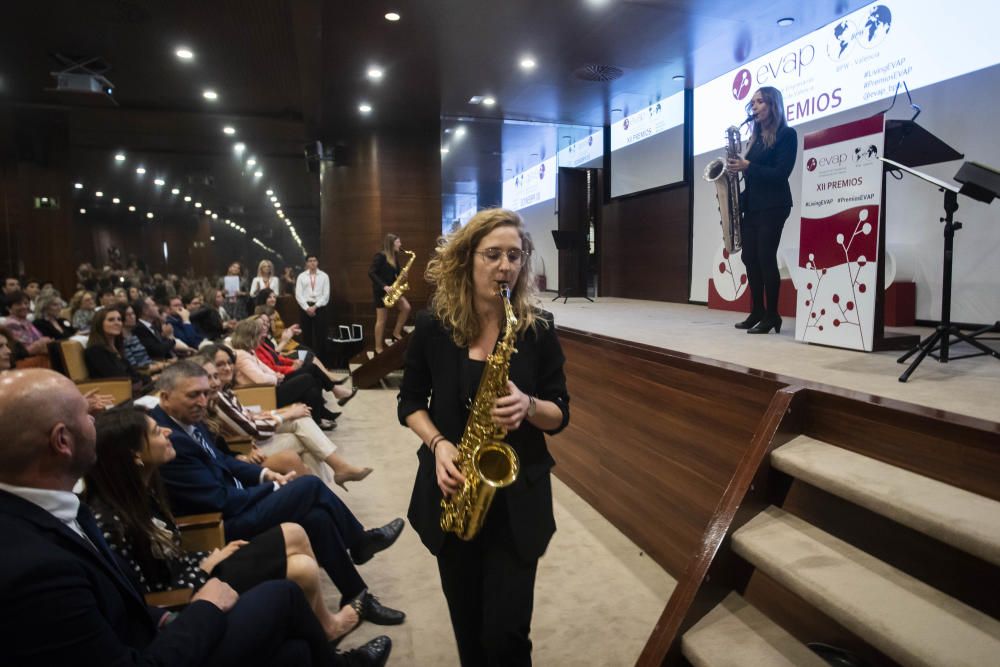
[{"left": 318, "top": 382, "right": 674, "bottom": 665}]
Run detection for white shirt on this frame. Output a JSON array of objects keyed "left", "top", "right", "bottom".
[
  {"left": 250, "top": 276, "right": 280, "bottom": 297},
  {"left": 295, "top": 269, "right": 330, "bottom": 310},
  {"left": 0, "top": 480, "right": 86, "bottom": 539}
]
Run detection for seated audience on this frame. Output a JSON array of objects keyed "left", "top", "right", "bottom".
[
  {"left": 191, "top": 305, "right": 227, "bottom": 344},
  {"left": 119, "top": 303, "right": 169, "bottom": 375},
  {"left": 202, "top": 344, "right": 372, "bottom": 490},
  {"left": 85, "top": 407, "right": 361, "bottom": 643},
  {"left": 0, "top": 327, "right": 13, "bottom": 370},
  {"left": 32, "top": 293, "right": 77, "bottom": 340},
  {"left": 208, "top": 288, "right": 238, "bottom": 332},
  {"left": 151, "top": 361, "right": 406, "bottom": 625},
  {"left": 23, "top": 278, "right": 40, "bottom": 316},
  {"left": 0, "top": 368, "right": 392, "bottom": 666},
  {"left": 1, "top": 275, "right": 20, "bottom": 316},
  {"left": 255, "top": 288, "right": 300, "bottom": 354},
  {"left": 70, "top": 290, "right": 97, "bottom": 332},
  {"left": 133, "top": 296, "right": 180, "bottom": 360},
  {"left": 2, "top": 291, "right": 52, "bottom": 357},
  {"left": 230, "top": 319, "right": 341, "bottom": 429},
  {"left": 96, "top": 288, "right": 117, "bottom": 311},
  {"left": 84, "top": 308, "right": 152, "bottom": 394},
  {"left": 166, "top": 295, "right": 205, "bottom": 348}
]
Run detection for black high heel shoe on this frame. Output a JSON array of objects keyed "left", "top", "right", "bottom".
[
  {"left": 330, "top": 376, "right": 350, "bottom": 386},
  {"left": 735, "top": 313, "right": 764, "bottom": 330},
  {"left": 337, "top": 386, "right": 359, "bottom": 407},
  {"left": 747, "top": 315, "right": 782, "bottom": 334}
]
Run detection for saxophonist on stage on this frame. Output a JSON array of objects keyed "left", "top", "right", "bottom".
[
  {"left": 369, "top": 233, "right": 413, "bottom": 354},
  {"left": 728, "top": 86, "right": 798, "bottom": 335},
  {"left": 398, "top": 208, "right": 570, "bottom": 666}
]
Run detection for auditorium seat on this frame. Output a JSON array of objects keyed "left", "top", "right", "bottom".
[
  {"left": 144, "top": 512, "right": 224, "bottom": 610},
  {"left": 57, "top": 340, "right": 132, "bottom": 405}
]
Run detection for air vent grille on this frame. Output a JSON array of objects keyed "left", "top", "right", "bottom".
[{"left": 573, "top": 64, "right": 624, "bottom": 82}]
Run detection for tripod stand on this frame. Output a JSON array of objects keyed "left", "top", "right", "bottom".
[{"left": 890, "top": 160, "right": 1000, "bottom": 381}]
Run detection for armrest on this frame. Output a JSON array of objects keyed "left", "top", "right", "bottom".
[
  {"left": 145, "top": 588, "right": 194, "bottom": 610},
  {"left": 176, "top": 512, "right": 225, "bottom": 552},
  {"left": 76, "top": 378, "right": 133, "bottom": 406},
  {"left": 227, "top": 436, "right": 254, "bottom": 456}
]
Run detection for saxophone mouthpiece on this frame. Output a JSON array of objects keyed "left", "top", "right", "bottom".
[{"left": 497, "top": 282, "right": 511, "bottom": 298}]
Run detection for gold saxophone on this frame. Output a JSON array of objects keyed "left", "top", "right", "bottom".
[
  {"left": 383, "top": 250, "right": 416, "bottom": 308},
  {"left": 440, "top": 283, "right": 521, "bottom": 541}
]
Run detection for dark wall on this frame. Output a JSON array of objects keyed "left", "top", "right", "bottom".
[
  {"left": 599, "top": 184, "right": 691, "bottom": 302},
  {"left": 319, "top": 128, "right": 442, "bottom": 345}
]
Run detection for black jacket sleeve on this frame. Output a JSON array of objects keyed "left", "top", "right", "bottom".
[
  {"left": 368, "top": 252, "right": 389, "bottom": 288},
  {"left": 746, "top": 126, "right": 797, "bottom": 185},
  {"left": 397, "top": 309, "right": 434, "bottom": 425},
  {"left": 85, "top": 345, "right": 130, "bottom": 379},
  {"left": 532, "top": 314, "right": 570, "bottom": 434}
]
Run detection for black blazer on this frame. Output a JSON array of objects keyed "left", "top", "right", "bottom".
[
  {"left": 85, "top": 343, "right": 132, "bottom": 379},
  {"left": 0, "top": 490, "right": 225, "bottom": 666},
  {"left": 741, "top": 124, "right": 798, "bottom": 213},
  {"left": 398, "top": 309, "right": 570, "bottom": 561},
  {"left": 33, "top": 317, "right": 77, "bottom": 340},
  {"left": 134, "top": 320, "right": 175, "bottom": 360},
  {"left": 368, "top": 252, "right": 399, "bottom": 289}
]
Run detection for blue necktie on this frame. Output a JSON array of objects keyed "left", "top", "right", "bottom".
[{"left": 192, "top": 427, "right": 243, "bottom": 489}]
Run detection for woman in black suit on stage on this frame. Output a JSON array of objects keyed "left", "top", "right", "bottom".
[
  {"left": 728, "top": 86, "right": 798, "bottom": 334},
  {"left": 368, "top": 234, "right": 412, "bottom": 354},
  {"left": 398, "top": 208, "right": 570, "bottom": 666}
]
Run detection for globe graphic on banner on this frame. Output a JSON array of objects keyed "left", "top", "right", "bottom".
[
  {"left": 828, "top": 20, "right": 857, "bottom": 60},
  {"left": 860, "top": 5, "right": 892, "bottom": 49}
]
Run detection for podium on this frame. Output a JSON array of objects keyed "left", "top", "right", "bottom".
[
  {"left": 872, "top": 120, "right": 964, "bottom": 351},
  {"left": 551, "top": 230, "right": 592, "bottom": 303}
]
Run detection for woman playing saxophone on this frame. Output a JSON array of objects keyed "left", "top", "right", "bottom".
[
  {"left": 368, "top": 233, "right": 413, "bottom": 353},
  {"left": 398, "top": 208, "right": 570, "bottom": 666}
]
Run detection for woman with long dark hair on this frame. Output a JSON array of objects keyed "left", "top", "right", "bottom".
[
  {"left": 84, "top": 307, "right": 151, "bottom": 394},
  {"left": 83, "top": 407, "right": 360, "bottom": 642},
  {"left": 728, "top": 86, "right": 798, "bottom": 334},
  {"left": 399, "top": 208, "right": 570, "bottom": 665},
  {"left": 369, "top": 233, "right": 412, "bottom": 354}
]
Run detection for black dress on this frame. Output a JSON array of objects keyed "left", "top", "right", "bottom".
[
  {"left": 368, "top": 252, "right": 399, "bottom": 308},
  {"left": 84, "top": 344, "right": 152, "bottom": 394},
  {"left": 398, "top": 309, "right": 570, "bottom": 666}
]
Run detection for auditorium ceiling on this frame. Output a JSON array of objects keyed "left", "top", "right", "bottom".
[{"left": 1, "top": 0, "right": 871, "bottom": 256}]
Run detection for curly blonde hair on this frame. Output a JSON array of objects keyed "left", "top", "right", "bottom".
[{"left": 426, "top": 208, "right": 544, "bottom": 348}]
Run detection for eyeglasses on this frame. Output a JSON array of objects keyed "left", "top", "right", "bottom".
[{"left": 475, "top": 247, "right": 530, "bottom": 265}]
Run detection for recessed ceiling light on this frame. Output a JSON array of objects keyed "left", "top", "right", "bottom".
[
  {"left": 269, "top": 196, "right": 277, "bottom": 202},
  {"left": 519, "top": 57, "right": 537, "bottom": 70},
  {"left": 385, "top": 11, "right": 400, "bottom": 21},
  {"left": 153, "top": 178, "right": 165, "bottom": 186},
  {"left": 95, "top": 191, "right": 104, "bottom": 197},
  {"left": 146, "top": 212, "right": 154, "bottom": 219},
  {"left": 246, "top": 158, "right": 257, "bottom": 167},
  {"left": 234, "top": 142, "right": 246, "bottom": 153},
  {"left": 112, "top": 197, "right": 120, "bottom": 204},
  {"left": 114, "top": 153, "right": 126, "bottom": 162},
  {"left": 254, "top": 170, "right": 263, "bottom": 178},
  {"left": 359, "top": 103, "right": 372, "bottom": 114},
  {"left": 454, "top": 126, "right": 466, "bottom": 138},
  {"left": 266, "top": 189, "right": 274, "bottom": 196},
  {"left": 211, "top": 213, "right": 218, "bottom": 219},
  {"left": 175, "top": 47, "right": 194, "bottom": 60},
  {"left": 367, "top": 67, "right": 384, "bottom": 80},
  {"left": 210, "top": 236, "right": 215, "bottom": 241},
  {"left": 672, "top": 74, "right": 685, "bottom": 81},
  {"left": 136, "top": 167, "right": 146, "bottom": 175},
  {"left": 128, "top": 205, "right": 136, "bottom": 212},
  {"left": 79, "top": 208, "right": 86, "bottom": 214},
  {"left": 194, "top": 202, "right": 202, "bottom": 208},
  {"left": 205, "top": 209, "right": 213, "bottom": 216},
  {"left": 223, "top": 126, "right": 236, "bottom": 135},
  {"left": 440, "top": 147, "right": 450, "bottom": 154},
  {"left": 171, "top": 188, "right": 180, "bottom": 195},
  {"left": 203, "top": 89, "right": 218, "bottom": 101},
  {"left": 482, "top": 96, "right": 496, "bottom": 107},
  {"left": 74, "top": 182, "right": 83, "bottom": 189},
  {"left": 777, "top": 17, "right": 795, "bottom": 26},
  {"left": 183, "top": 196, "right": 191, "bottom": 202}
]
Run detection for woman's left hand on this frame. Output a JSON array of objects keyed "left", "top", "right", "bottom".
[
  {"left": 491, "top": 380, "right": 530, "bottom": 431},
  {"left": 726, "top": 156, "right": 750, "bottom": 173}
]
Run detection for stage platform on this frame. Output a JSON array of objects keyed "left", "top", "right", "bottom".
[{"left": 548, "top": 298, "right": 1000, "bottom": 423}]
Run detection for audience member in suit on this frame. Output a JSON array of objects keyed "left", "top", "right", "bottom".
[
  {"left": 133, "top": 296, "right": 180, "bottom": 360},
  {"left": 399, "top": 208, "right": 570, "bottom": 666},
  {"left": 729, "top": 85, "right": 798, "bottom": 335},
  {"left": 0, "top": 368, "right": 392, "bottom": 667},
  {"left": 84, "top": 307, "right": 152, "bottom": 395},
  {"left": 151, "top": 361, "right": 407, "bottom": 626},
  {"left": 31, "top": 293, "right": 78, "bottom": 340},
  {"left": 165, "top": 295, "right": 205, "bottom": 349},
  {"left": 84, "top": 406, "right": 361, "bottom": 643}
]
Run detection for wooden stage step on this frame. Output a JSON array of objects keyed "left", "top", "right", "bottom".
[
  {"left": 771, "top": 435, "right": 1000, "bottom": 566},
  {"left": 732, "top": 507, "right": 1000, "bottom": 667}
]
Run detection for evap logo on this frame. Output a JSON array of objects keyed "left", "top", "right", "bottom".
[
  {"left": 807, "top": 157, "right": 818, "bottom": 172},
  {"left": 732, "top": 69, "right": 752, "bottom": 100}
]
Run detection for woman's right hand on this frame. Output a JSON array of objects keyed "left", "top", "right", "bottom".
[
  {"left": 199, "top": 540, "right": 249, "bottom": 574},
  {"left": 383, "top": 285, "right": 392, "bottom": 293},
  {"left": 434, "top": 440, "right": 466, "bottom": 498}
]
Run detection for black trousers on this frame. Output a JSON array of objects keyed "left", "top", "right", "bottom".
[
  {"left": 436, "top": 498, "right": 538, "bottom": 667},
  {"left": 274, "top": 373, "right": 329, "bottom": 422},
  {"left": 300, "top": 305, "right": 328, "bottom": 357},
  {"left": 740, "top": 207, "right": 791, "bottom": 319}
]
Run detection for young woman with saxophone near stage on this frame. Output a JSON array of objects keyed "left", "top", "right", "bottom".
[
  {"left": 398, "top": 208, "right": 570, "bottom": 666},
  {"left": 368, "top": 234, "right": 413, "bottom": 354},
  {"left": 728, "top": 86, "right": 798, "bottom": 334}
]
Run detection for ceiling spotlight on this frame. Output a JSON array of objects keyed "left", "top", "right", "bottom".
[
  {"left": 367, "top": 67, "right": 384, "bottom": 80},
  {"left": 454, "top": 126, "right": 466, "bottom": 138},
  {"left": 171, "top": 188, "right": 180, "bottom": 195},
  {"left": 194, "top": 202, "right": 202, "bottom": 208},
  {"left": 266, "top": 189, "right": 274, "bottom": 196},
  {"left": 286, "top": 220, "right": 292, "bottom": 226},
  {"left": 114, "top": 153, "right": 126, "bottom": 162},
  {"left": 183, "top": 195, "right": 192, "bottom": 202},
  {"left": 211, "top": 213, "right": 218, "bottom": 219},
  {"left": 210, "top": 236, "right": 215, "bottom": 241},
  {"left": 128, "top": 205, "right": 136, "bottom": 212},
  {"left": 246, "top": 158, "right": 257, "bottom": 167},
  {"left": 95, "top": 191, "right": 104, "bottom": 198},
  {"left": 359, "top": 103, "right": 372, "bottom": 114},
  {"left": 203, "top": 89, "right": 218, "bottom": 101},
  {"left": 79, "top": 208, "right": 86, "bottom": 214},
  {"left": 273, "top": 201, "right": 281, "bottom": 208},
  {"left": 254, "top": 170, "right": 263, "bottom": 178},
  {"left": 519, "top": 57, "right": 537, "bottom": 70},
  {"left": 440, "top": 147, "right": 449, "bottom": 154},
  {"left": 672, "top": 74, "right": 685, "bottom": 81},
  {"left": 146, "top": 212, "right": 154, "bottom": 219},
  {"left": 777, "top": 17, "right": 795, "bottom": 26},
  {"left": 112, "top": 197, "right": 120, "bottom": 204},
  {"left": 153, "top": 178, "right": 165, "bottom": 186},
  {"left": 223, "top": 126, "right": 236, "bottom": 135},
  {"left": 74, "top": 182, "right": 83, "bottom": 189},
  {"left": 385, "top": 11, "right": 400, "bottom": 21},
  {"left": 136, "top": 167, "right": 146, "bottom": 175},
  {"left": 234, "top": 142, "right": 246, "bottom": 153},
  {"left": 175, "top": 47, "right": 194, "bottom": 60},
  {"left": 205, "top": 209, "right": 213, "bottom": 216},
  {"left": 270, "top": 196, "right": 277, "bottom": 202},
  {"left": 482, "top": 96, "right": 496, "bottom": 107}
]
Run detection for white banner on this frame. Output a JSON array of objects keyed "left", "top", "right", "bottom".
[
  {"left": 502, "top": 156, "right": 557, "bottom": 212},
  {"left": 610, "top": 91, "right": 684, "bottom": 152},
  {"left": 557, "top": 130, "right": 603, "bottom": 168},
  {"left": 795, "top": 114, "right": 885, "bottom": 351}
]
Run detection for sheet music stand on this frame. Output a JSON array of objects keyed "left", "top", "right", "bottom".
[
  {"left": 879, "top": 158, "right": 1000, "bottom": 381},
  {"left": 551, "top": 230, "right": 593, "bottom": 303}
]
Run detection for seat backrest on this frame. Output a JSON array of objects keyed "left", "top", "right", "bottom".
[
  {"left": 59, "top": 340, "right": 90, "bottom": 382},
  {"left": 233, "top": 384, "right": 277, "bottom": 412}
]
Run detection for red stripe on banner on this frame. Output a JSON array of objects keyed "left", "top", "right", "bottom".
[
  {"left": 803, "top": 114, "right": 885, "bottom": 150},
  {"left": 799, "top": 205, "right": 880, "bottom": 270}
]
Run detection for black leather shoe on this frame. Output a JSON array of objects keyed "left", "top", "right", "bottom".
[
  {"left": 321, "top": 409, "right": 342, "bottom": 421},
  {"left": 735, "top": 312, "right": 764, "bottom": 329},
  {"left": 352, "top": 518, "right": 405, "bottom": 565},
  {"left": 349, "top": 590, "right": 406, "bottom": 626},
  {"left": 748, "top": 315, "right": 782, "bottom": 334},
  {"left": 339, "top": 634, "right": 392, "bottom": 666},
  {"left": 337, "top": 386, "right": 359, "bottom": 407}
]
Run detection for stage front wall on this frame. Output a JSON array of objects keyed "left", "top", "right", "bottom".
[{"left": 549, "top": 328, "right": 785, "bottom": 577}]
